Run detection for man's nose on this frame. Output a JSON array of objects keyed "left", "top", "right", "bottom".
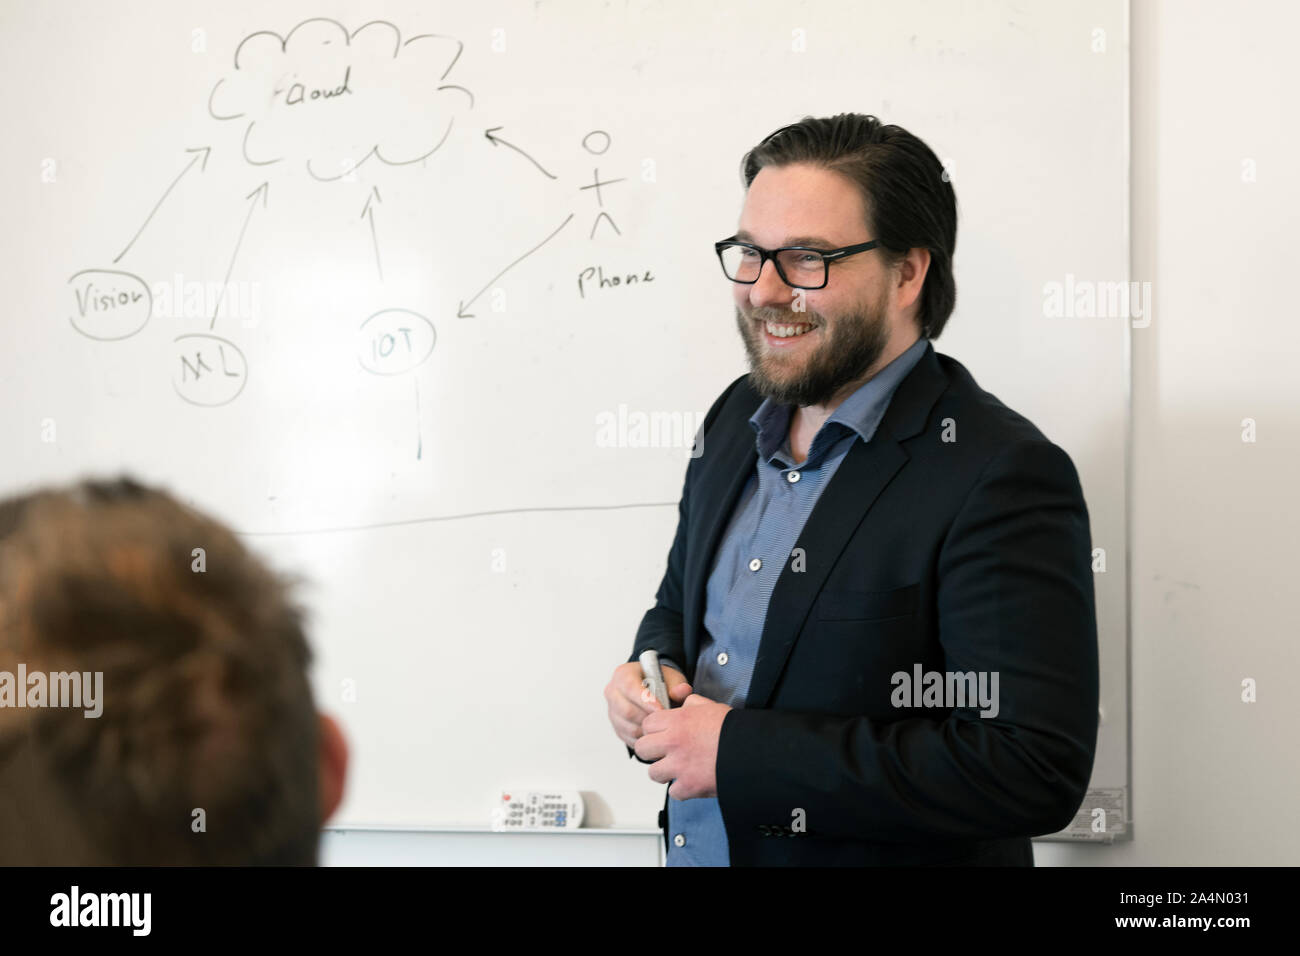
[{"left": 747, "top": 259, "right": 794, "bottom": 309}]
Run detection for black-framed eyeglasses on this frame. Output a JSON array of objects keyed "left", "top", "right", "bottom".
[{"left": 714, "top": 236, "right": 881, "bottom": 290}]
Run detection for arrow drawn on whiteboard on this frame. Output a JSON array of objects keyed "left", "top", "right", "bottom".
[
  {"left": 211, "top": 182, "right": 268, "bottom": 330},
  {"left": 484, "top": 127, "right": 558, "bottom": 180},
  {"left": 362, "top": 186, "right": 383, "bottom": 281},
  {"left": 113, "top": 146, "right": 211, "bottom": 264},
  {"left": 457, "top": 213, "right": 574, "bottom": 318},
  {"left": 414, "top": 377, "right": 423, "bottom": 460}
]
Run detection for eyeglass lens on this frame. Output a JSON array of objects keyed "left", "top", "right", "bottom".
[{"left": 718, "top": 244, "right": 826, "bottom": 287}]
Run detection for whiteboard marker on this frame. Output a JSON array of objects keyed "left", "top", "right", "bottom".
[{"left": 639, "top": 649, "right": 671, "bottom": 710}]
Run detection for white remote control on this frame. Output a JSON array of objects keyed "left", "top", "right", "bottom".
[{"left": 491, "top": 790, "right": 585, "bottom": 830}]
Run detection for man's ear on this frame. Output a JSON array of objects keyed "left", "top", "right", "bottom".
[
  {"left": 317, "top": 713, "right": 348, "bottom": 824},
  {"left": 897, "top": 247, "right": 931, "bottom": 312}
]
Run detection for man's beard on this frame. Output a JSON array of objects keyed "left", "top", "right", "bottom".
[{"left": 735, "top": 295, "right": 891, "bottom": 407}]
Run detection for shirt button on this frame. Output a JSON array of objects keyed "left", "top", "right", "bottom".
[
  {"left": 717, "top": 651, "right": 729, "bottom": 666},
  {"left": 787, "top": 470, "right": 801, "bottom": 483},
  {"left": 748, "top": 557, "right": 762, "bottom": 572},
  {"left": 673, "top": 834, "right": 686, "bottom": 847}
]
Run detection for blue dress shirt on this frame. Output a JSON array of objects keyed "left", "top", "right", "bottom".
[{"left": 663, "top": 336, "right": 929, "bottom": 865}]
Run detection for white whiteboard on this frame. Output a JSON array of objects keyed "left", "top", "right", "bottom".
[{"left": 0, "top": 0, "right": 1129, "bottom": 837}]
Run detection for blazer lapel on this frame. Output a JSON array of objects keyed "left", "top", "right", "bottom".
[
  {"left": 682, "top": 396, "right": 760, "bottom": 672},
  {"left": 744, "top": 342, "right": 950, "bottom": 710}
]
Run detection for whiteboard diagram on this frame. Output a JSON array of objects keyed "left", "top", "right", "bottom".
[
  {"left": 5, "top": 1, "right": 1128, "bottom": 834},
  {"left": 67, "top": 16, "right": 637, "bottom": 446}
]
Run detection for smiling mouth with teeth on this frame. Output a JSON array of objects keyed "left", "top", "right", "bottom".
[{"left": 762, "top": 319, "right": 818, "bottom": 338}]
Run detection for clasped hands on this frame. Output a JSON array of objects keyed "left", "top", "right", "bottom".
[{"left": 604, "top": 661, "right": 732, "bottom": 800}]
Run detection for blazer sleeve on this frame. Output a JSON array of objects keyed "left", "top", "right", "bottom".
[
  {"left": 715, "top": 438, "right": 1100, "bottom": 841},
  {"left": 625, "top": 459, "right": 692, "bottom": 765},
  {"left": 624, "top": 375, "right": 747, "bottom": 764}
]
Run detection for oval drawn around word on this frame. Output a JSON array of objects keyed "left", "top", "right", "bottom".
[
  {"left": 172, "top": 333, "right": 248, "bottom": 407},
  {"left": 357, "top": 309, "right": 436, "bottom": 375},
  {"left": 68, "top": 269, "right": 152, "bottom": 340}
]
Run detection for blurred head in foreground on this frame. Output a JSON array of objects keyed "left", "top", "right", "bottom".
[{"left": 0, "top": 477, "right": 347, "bottom": 864}]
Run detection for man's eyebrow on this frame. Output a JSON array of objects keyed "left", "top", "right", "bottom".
[{"left": 734, "top": 229, "right": 838, "bottom": 248}]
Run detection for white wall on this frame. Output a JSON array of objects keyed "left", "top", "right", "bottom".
[{"left": 1035, "top": 0, "right": 1300, "bottom": 866}]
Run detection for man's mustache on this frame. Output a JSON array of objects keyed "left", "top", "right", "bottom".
[{"left": 740, "top": 307, "right": 822, "bottom": 326}]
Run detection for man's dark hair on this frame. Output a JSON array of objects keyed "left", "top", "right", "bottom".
[
  {"left": 740, "top": 113, "right": 958, "bottom": 339},
  {"left": 0, "top": 477, "right": 322, "bottom": 864}
]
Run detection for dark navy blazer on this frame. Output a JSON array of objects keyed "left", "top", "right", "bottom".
[{"left": 626, "top": 340, "right": 1099, "bottom": 865}]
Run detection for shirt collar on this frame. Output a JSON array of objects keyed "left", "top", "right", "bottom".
[{"left": 748, "top": 336, "right": 930, "bottom": 466}]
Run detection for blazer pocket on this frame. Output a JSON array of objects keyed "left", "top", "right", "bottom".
[{"left": 814, "top": 583, "right": 919, "bottom": 622}]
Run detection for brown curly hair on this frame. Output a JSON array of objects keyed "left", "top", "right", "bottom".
[{"left": 0, "top": 477, "right": 321, "bottom": 864}]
